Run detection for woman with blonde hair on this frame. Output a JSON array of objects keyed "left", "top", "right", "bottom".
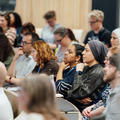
[
  {"left": 110, "top": 28, "right": 120, "bottom": 47},
  {"left": 17, "top": 74, "right": 66, "bottom": 120},
  {"left": 31, "top": 40, "right": 59, "bottom": 76}
]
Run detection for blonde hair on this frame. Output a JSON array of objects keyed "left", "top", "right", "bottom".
[
  {"left": 20, "top": 74, "right": 66, "bottom": 120},
  {"left": 89, "top": 9, "right": 104, "bottom": 22}
]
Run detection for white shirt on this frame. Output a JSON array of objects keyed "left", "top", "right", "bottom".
[
  {"left": 0, "top": 88, "right": 13, "bottom": 120},
  {"left": 16, "top": 112, "right": 44, "bottom": 120},
  {"left": 15, "top": 55, "right": 36, "bottom": 78}
]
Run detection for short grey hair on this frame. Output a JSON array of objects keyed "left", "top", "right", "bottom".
[{"left": 54, "top": 27, "right": 68, "bottom": 37}]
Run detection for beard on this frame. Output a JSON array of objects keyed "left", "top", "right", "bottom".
[{"left": 104, "top": 71, "right": 116, "bottom": 83}]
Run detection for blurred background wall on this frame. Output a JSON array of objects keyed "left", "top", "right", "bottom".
[
  {"left": 15, "top": 0, "right": 92, "bottom": 30},
  {"left": 0, "top": 0, "right": 120, "bottom": 31}
]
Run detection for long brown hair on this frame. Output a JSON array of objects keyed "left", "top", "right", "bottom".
[
  {"left": 32, "top": 40, "right": 57, "bottom": 68},
  {"left": 20, "top": 74, "right": 67, "bottom": 120}
]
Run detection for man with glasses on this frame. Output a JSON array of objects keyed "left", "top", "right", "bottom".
[
  {"left": 7, "top": 33, "right": 36, "bottom": 84},
  {"left": 84, "top": 10, "right": 111, "bottom": 48}
]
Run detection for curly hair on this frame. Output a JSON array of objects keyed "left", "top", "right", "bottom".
[{"left": 32, "top": 41, "right": 57, "bottom": 68}]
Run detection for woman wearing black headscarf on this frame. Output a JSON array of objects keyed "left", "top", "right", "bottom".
[{"left": 66, "top": 40, "right": 108, "bottom": 112}]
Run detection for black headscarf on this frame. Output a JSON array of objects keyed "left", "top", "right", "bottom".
[{"left": 88, "top": 40, "right": 108, "bottom": 66}]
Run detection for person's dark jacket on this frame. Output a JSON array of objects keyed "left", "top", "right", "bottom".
[
  {"left": 33, "top": 59, "right": 59, "bottom": 76},
  {"left": 56, "top": 66, "right": 76, "bottom": 95},
  {"left": 67, "top": 64, "right": 106, "bottom": 101},
  {"left": 84, "top": 28, "right": 111, "bottom": 47}
]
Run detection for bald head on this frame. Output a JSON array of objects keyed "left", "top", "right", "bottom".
[{"left": 0, "top": 62, "right": 7, "bottom": 86}]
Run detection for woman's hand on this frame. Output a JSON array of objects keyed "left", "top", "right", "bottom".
[
  {"left": 76, "top": 97, "right": 92, "bottom": 105},
  {"left": 14, "top": 47, "right": 24, "bottom": 60},
  {"left": 82, "top": 105, "right": 93, "bottom": 118},
  {"left": 56, "top": 62, "right": 69, "bottom": 81},
  {"left": 59, "top": 62, "right": 69, "bottom": 71},
  {"left": 76, "top": 63, "right": 85, "bottom": 72}
]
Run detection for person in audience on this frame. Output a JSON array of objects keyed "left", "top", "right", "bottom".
[
  {"left": 82, "top": 46, "right": 119, "bottom": 120},
  {"left": 110, "top": 28, "right": 120, "bottom": 47},
  {"left": 0, "top": 33, "right": 14, "bottom": 69},
  {"left": 56, "top": 43, "right": 84, "bottom": 96},
  {"left": 0, "top": 62, "right": 13, "bottom": 120},
  {"left": 104, "top": 53, "right": 120, "bottom": 120},
  {"left": 54, "top": 27, "right": 78, "bottom": 63},
  {"left": 84, "top": 10, "right": 111, "bottom": 48},
  {"left": 31, "top": 40, "right": 59, "bottom": 76},
  {"left": 0, "top": 12, "right": 16, "bottom": 46},
  {"left": 41, "top": 10, "right": 61, "bottom": 49},
  {"left": 9, "top": 12, "right": 22, "bottom": 47},
  {"left": 21, "top": 23, "right": 42, "bottom": 43},
  {"left": 21, "top": 22, "right": 36, "bottom": 35},
  {"left": 66, "top": 40, "right": 108, "bottom": 112},
  {"left": 17, "top": 74, "right": 66, "bottom": 120},
  {"left": 7, "top": 33, "right": 36, "bottom": 85}
]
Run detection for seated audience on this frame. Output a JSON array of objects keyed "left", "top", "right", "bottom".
[
  {"left": 17, "top": 74, "right": 66, "bottom": 120},
  {"left": 9, "top": 12, "right": 22, "bottom": 47},
  {"left": 54, "top": 27, "right": 78, "bottom": 63},
  {"left": 41, "top": 10, "right": 61, "bottom": 49},
  {"left": 0, "top": 33, "right": 14, "bottom": 69},
  {"left": 0, "top": 12, "right": 16, "bottom": 46},
  {"left": 104, "top": 53, "right": 120, "bottom": 120},
  {"left": 32, "top": 40, "right": 59, "bottom": 76},
  {"left": 66, "top": 40, "right": 108, "bottom": 112},
  {"left": 56, "top": 43, "right": 84, "bottom": 96},
  {"left": 84, "top": 10, "right": 111, "bottom": 48},
  {"left": 7, "top": 33, "right": 36, "bottom": 85},
  {"left": 82, "top": 46, "right": 119, "bottom": 120},
  {"left": 0, "top": 62, "right": 13, "bottom": 120},
  {"left": 110, "top": 27, "right": 120, "bottom": 47}
]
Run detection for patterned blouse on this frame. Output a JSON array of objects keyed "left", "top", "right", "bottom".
[{"left": 82, "top": 84, "right": 111, "bottom": 120}]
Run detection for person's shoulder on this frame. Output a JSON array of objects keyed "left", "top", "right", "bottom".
[
  {"left": 27, "top": 113, "right": 44, "bottom": 120},
  {"left": 55, "top": 23, "right": 61, "bottom": 28},
  {"left": 42, "top": 25, "right": 49, "bottom": 30},
  {"left": 92, "top": 64, "right": 104, "bottom": 76},
  {"left": 102, "top": 28, "right": 111, "bottom": 34},
  {"left": 84, "top": 64, "right": 104, "bottom": 75},
  {"left": 86, "top": 30, "right": 94, "bottom": 35}
]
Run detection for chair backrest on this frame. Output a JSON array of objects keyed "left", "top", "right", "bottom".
[{"left": 4, "top": 88, "right": 20, "bottom": 118}]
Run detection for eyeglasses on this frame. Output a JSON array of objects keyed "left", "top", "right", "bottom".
[
  {"left": 89, "top": 20, "right": 98, "bottom": 24},
  {"left": 21, "top": 41, "right": 32, "bottom": 45}
]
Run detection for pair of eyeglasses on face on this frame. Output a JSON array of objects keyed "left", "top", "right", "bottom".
[
  {"left": 21, "top": 41, "right": 32, "bottom": 45},
  {"left": 89, "top": 20, "right": 99, "bottom": 24}
]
